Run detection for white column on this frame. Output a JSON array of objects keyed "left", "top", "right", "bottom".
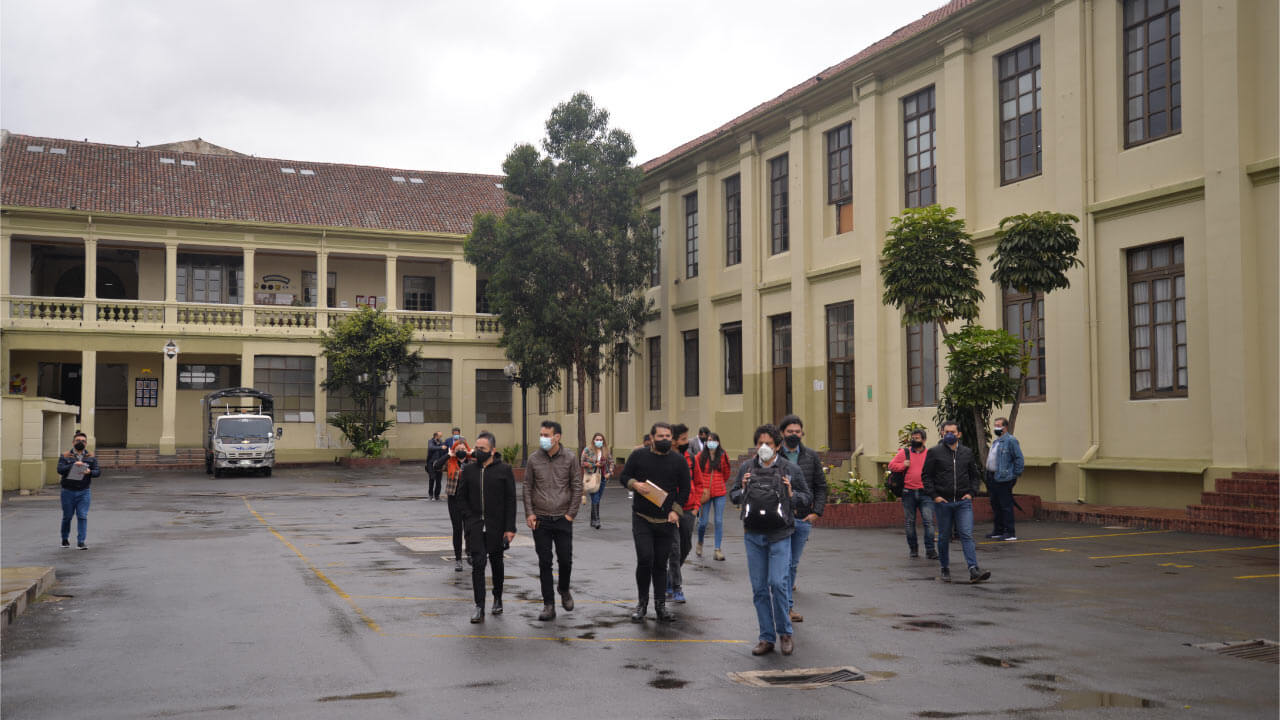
[
  {"left": 451, "top": 258, "right": 476, "bottom": 334},
  {"left": 242, "top": 247, "right": 255, "bottom": 327},
  {"left": 164, "top": 242, "right": 178, "bottom": 324},
  {"left": 316, "top": 250, "right": 329, "bottom": 329},
  {"left": 84, "top": 236, "right": 98, "bottom": 322},
  {"left": 384, "top": 255, "right": 398, "bottom": 311},
  {"left": 1, "top": 232, "right": 11, "bottom": 320},
  {"left": 160, "top": 349, "right": 177, "bottom": 454}
]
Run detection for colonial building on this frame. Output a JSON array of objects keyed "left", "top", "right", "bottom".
[
  {"left": 552, "top": 0, "right": 1278, "bottom": 509},
  {"left": 1, "top": 131, "right": 513, "bottom": 488}
]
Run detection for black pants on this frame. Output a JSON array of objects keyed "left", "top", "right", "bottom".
[
  {"left": 632, "top": 513, "right": 674, "bottom": 603},
  {"left": 447, "top": 495, "right": 466, "bottom": 560},
  {"left": 988, "top": 473, "right": 1017, "bottom": 536},
  {"left": 667, "top": 512, "right": 693, "bottom": 590},
  {"left": 532, "top": 516, "right": 573, "bottom": 605},
  {"left": 470, "top": 547, "right": 505, "bottom": 607},
  {"left": 427, "top": 469, "right": 442, "bottom": 499}
]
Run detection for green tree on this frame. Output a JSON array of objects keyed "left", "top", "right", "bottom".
[
  {"left": 880, "top": 205, "right": 984, "bottom": 338},
  {"left": 320, "top": 306, "right": 420, "bottom": 457},
  {"left": 466, "top": 92, "right": 655, "bottom": 450},
  {"left": 989, "top": 211, "right": 1083, "bottom": 431},
  {"left": 933, "top": 324, "right": 1024, "bottom": 463}
]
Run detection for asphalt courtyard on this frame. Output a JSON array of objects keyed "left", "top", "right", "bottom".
[{"left": 2, "top": 465, "right": 1277, "bottom": 719}]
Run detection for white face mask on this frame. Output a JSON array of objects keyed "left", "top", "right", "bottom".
[
  {"left": 706, "top": 441, "right": 719, "bottom": 450},
  {"left": 594, "top": 439, "right": 603, "bottom": 448},
  {"left": 757, "top": 444, "right": 775, "bottom": 463}
]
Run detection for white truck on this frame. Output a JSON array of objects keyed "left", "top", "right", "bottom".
[{"left": 203, "top": 387, "right": 283, "bottom": 477}]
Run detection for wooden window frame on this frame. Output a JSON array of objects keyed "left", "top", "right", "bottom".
[
  {"left": 1128, "top": 239, "right": 1187, "bottom": 399},
  {"left": 1003, "top": 288, "right": 1046, "bottom": 401},
  {"left": 903, "top": 87, "right": 937, "bottom": 209},
  {"left": 682, "top": 329, "right": 699, "bottom": 397},
  {"left": 769, "top": 154, "right": 789, "bottom": 254},
  {"left": 826, "top": 123, "right": 852, "bottom": 204},
  {"left": 684, "top": 193, "right": 699, "bottom": 279},
  {"left": 648, "top": 208, "right": 661, "bottom": 288},
  {"left": 397, "top": 358, "right": 452, "bottom": 423},
  {"left": 475, "top": 369, "right": 512, "bottom": 424},
  {"left": 997, "top": 39, "right": 1043, "bottom": 184},
  {"left": 1123, "top": 0, "right": 1181, "bottom": 148},
  {"left": 722, "top": 322, "right": 743, "bottom": 396},
  {"left": 402, "top": 275, "right": 435, "bottom": 312},
  {"left": 616, "top": 343, "right": 629, "bottom": 412},
  {"left": 254, "top": 355, "right": 315, "bottom": 422},
  {"left": 648, "top": 336, "right": 662, "bottom": 411},
  {"left": 724, "top": 174, "right": 741, "bottom": 267},
  {"left": 906, "top": 322, "right": 938, "bottom": 407}
]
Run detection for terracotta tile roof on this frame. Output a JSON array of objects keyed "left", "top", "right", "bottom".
[
  {"left": 1, "top": 133, "right": 507, "bottom": 235},
  {"left": 641, "top": 0, "right": 979, "bottom": 173}
]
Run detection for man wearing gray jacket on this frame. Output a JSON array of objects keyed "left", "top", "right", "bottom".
[{"left": 523, "top": 420, "right": 583, "bottom": 621}]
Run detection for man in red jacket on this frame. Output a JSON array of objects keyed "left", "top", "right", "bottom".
[{"left": 888, "top": 428, "right": 937, "bottom": 560}]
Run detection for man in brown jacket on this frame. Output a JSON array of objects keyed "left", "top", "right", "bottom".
[{"left": 523, "top": 419, "right": 583, "bottom": 621}]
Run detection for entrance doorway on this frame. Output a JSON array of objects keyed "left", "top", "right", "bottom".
[
  {"left": 96, "top": 364, "right": 129, "bottom": 447},
  {"left": 825, "top": 302, "right": 855, "bottom": 452},
  {"left": 37, "top": 362, "right": 83, "bottom": 419}
]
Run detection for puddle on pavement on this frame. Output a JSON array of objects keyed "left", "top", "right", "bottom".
[
  {"left": 895, "top": 619, "right": 954, "bottom": 631},
  {"left": 649, "top": 677, "right": 689, "bottom": 689},
  {"left": 1026, "top": 683, "right": 1058, "bottom": 693},
  {"left": 868, "top": 652, "right": 901, "bottom": 661},
  {"left": 579, "top": 631, "right": 597, "bottom": 640},
  {"left": 317, "top": 690, "right": 398, "bottom": 702},
  {"left": 1053, "top": 691, "right": 1162, "bottom": 709},
  {"left": 973, "top": 655, "right": 1018, "bottom": 668},
  {"left": 866, "top": 670, "right": 898, "bottom": 680},
  {"left": 1023, "top": 673, "right": 1062, "bottom": 682},
  {"left": 828, "top": 592, "right": 854, "bottom": 597}
]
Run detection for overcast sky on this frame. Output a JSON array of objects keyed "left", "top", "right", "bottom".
[{"left": 2, "top": 0, "right": 944, "bottom": 175}]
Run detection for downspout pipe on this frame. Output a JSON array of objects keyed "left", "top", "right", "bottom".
[{"left": 1079, "top": 0, "right": 1101, "bottom": 504}]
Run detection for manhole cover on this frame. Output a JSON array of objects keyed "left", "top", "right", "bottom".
[
  {"left": 728, "top": 666, "right": 865, "bottom": 689},
  {"left": 1189, "top": 639, "right": 1279, "bottom": 664}
]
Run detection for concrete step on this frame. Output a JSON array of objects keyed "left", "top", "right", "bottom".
[
  {"left": 1199, "top": 492, "right": 1279, "bottom": 510},
  {"left": 1181, "top": 520, "right": 1279, "bottom": 540},
  {"left": 1216, "top": 477, "right": 1279, "bottom": 495},
  {"left": 2, "top": 566, "right": 56, "bottom": 627},
  {"left": 1186, "top": 505, "right": 1279, "bottom": 526}
]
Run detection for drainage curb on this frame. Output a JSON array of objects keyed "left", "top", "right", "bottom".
[{"left": 1, "top": 566, "right": 56, "bottom": 629}]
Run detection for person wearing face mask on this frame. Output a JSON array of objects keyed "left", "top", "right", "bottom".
[
  {"left": 889, "top": 428, "right": 937, "bottom": 560},
  {"left": 426, "top": 431, "right": 448, "bottom": 501},
  {"left": 777, "top": 415, "right": 826, "bottom": 624},
  {"left": 523, "top": 420, "right": 583, "bottom": 621},
  {"left": 688, "top": 426, "right": 709, "bottom": 457},
  {"left": 456, "top": 432, "right": 517, "bottom": 623},
  {"left": 694, "top": 432, "right": 731, "bottom": 561},
  {"left": 729, "top": 424, "right": 811, "bottom": 657},
  {"left": 665, "top": 423, "right": 703, "bottom": 604},
  {"left": 984, "top": 417, "right": 1025, "bottom": 541},
  {"left": 445, "top": 433, "right": 473, "bottom": 572},
  {"left": 580, "top": 432, "right": 612, "bottom": 529},
  {"left": 922, "top": 421, "right": 990, "bottom": 584},
  {"left": 57, "top": 431, "right": 100, "bottom": 549},
  {"left": 618, "top": 422, "right": 691, "bottom": 624}
]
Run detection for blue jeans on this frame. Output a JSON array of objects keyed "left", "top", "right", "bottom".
[
  {"left": 60, "top": 488, "right": 91, "bottom": 544},
  {"left": 696, "top": 495, "right": 726, "bottom": 548},
  {"left": 934, "top": 498, "right": 978, "bottom": 570},
  {"left": 901, "top": 489, "right": 937, "bottom": 554},
  {"left": 589, "top": 479, "right": 606, "bottom": 506},
  {"left": 744, "top": 531, "right": 793, "bottom": 643},
  {"left": 787, "top": 519, "right": 812, "bottom": 609}
]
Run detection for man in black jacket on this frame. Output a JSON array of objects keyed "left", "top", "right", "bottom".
[
  {"left": 456, "top": 432, "right": 517, "bottom": 623},
  {"left": 778, "top": 414, "right": 826, "bottom": 624},
  {"left": 426, "top": 431, "right": 447, "bottom": 500},
  {"left": 921, "top": 421, "right": 991, "bottom": 584},
  {"left": 618, "top": 422, "right": 690, "bottom": 624},
  {"left": 57, "top": 431, "right": 100, "bottom": 549}
]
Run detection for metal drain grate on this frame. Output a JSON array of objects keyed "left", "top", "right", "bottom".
[
  {"left": 728, "top": 666, "right": 866, "bottom": 689},
  {"left": 1190, "top": 639, "right": 1279, "bottom": 664}
]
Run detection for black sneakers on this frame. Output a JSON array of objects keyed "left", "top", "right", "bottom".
[
  {"left": 630, "top": 601, "right": 647, "bottom": 623},
  {"left": 77, "top": 542, "right": 87, "bottom": 550},
  {"left": 940, "top": 567, "right": 952, "bottom": 583},
  {"left": 61, "top": 539, "right": 70, "bottom": 548},
  {"left": 969, "top": 566, "right": 991, "bottom": 584},
  {"left": 491, "top": 598, "right": 503, "bottom": 615},
  {"left": 470, "top": 605, "right": 485, "bottom": 624}
]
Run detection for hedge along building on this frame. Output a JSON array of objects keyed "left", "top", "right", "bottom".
[
  {"left": 551, "top": 0, "right": 1276, "bottom": 509},
  {"left": 1, "top": 131, "right": 516, "bottom": 489}
]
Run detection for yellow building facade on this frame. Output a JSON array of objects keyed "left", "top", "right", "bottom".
[
  {"left": 1, "top": 133, "right": 517, "bottom": 489},
  {"left": 554, "top": 0, "right": 1278, "bottom": 508}
]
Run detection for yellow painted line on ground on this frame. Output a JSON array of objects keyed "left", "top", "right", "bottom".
[
  {"left": 979, "top": 530, "right": 1170, "bottom": 546},
  {"left": 396, "top": 633, "right": 747, "bottom": 645},
  {"left": 1041, "top": 548, "right": 1070, "bottom": 553},
  {"left": 1234, "top": 573, "right": 1280, "bottom": 580},
  {"left": 1089, "top": 544, "right": 1279, "bottom": 560},
  {"left": 243, "top": 497, "right": 383, "bottom": 634},
  {"left": 350, "top": 594, "right": 629, "bottom": 605}
]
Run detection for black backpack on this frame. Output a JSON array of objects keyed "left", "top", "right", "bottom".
[{"left": 740, "top": 461, "right": 792, "bottom": 532}]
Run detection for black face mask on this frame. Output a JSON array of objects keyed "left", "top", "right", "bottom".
[
  {"left": 653, "top": 439, "right": 672, "bottom": 453},
  {"left": 910, "top": 440, "right": 924, "bottom": 450},
  {"left": 677, "top": 443, "right": 689, "bottom": 454},
  {"left": 73, "top": 442, "right": 86, "bottom": 452},
  {"left": 993, "top": 427, "right": 1005, "bottom": 436},
  {"left": 784, "top": 435, "right": 801, "bottom": 449},
  {"left": 473, "top": 450, "right": 491, "bottom": 464},
  {"left": 455, "top": 449, "right": 467, "bottom": 460}
]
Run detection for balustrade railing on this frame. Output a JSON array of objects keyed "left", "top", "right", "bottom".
[
  {"left": 256, "top": 307, "right": 317, "bottom": 329},
  {"left": 476, "top": 315, "right": 501, "bottom": 334},
  {"left": 97, "top": 300, "right": 165, "bottom": 324},
  {"left": 176, "top": 303, "right": 243, "bottom": 326},
  {"left": 394, "top": 311, "right": 453, "bottom": 332},
  {"left": 8, "top": 297, "right": 84, "bottom": 321}
]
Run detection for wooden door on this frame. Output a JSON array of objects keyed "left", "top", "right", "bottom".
[
  {"left": 96, "top": 363, "right": 129, "bottom": 447},
  {"left": 827, "top": 361, "right": 854, "bottom": 451},
  {"left": 772, "top": 366, "right": 791, "bottom": 426}
]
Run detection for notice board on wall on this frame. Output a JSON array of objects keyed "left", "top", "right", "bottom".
[{"left": 135, "top": 378, "right": 159, "bottom": 407}]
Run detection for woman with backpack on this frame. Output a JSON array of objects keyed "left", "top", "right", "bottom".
[
  {"left": 729, "top": 424, "right": 811, "bottom": 657},
  {"left": 694, "top": 431, "right": 731, "bottom": 561}
]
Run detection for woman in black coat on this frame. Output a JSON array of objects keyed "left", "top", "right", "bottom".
[{"left": 455, "top": 432, "right": 517, "bottom": 622}]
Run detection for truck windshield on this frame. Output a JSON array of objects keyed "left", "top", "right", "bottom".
[{"left": 216, "top": 417, "right": 273, "bottom": 442}]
